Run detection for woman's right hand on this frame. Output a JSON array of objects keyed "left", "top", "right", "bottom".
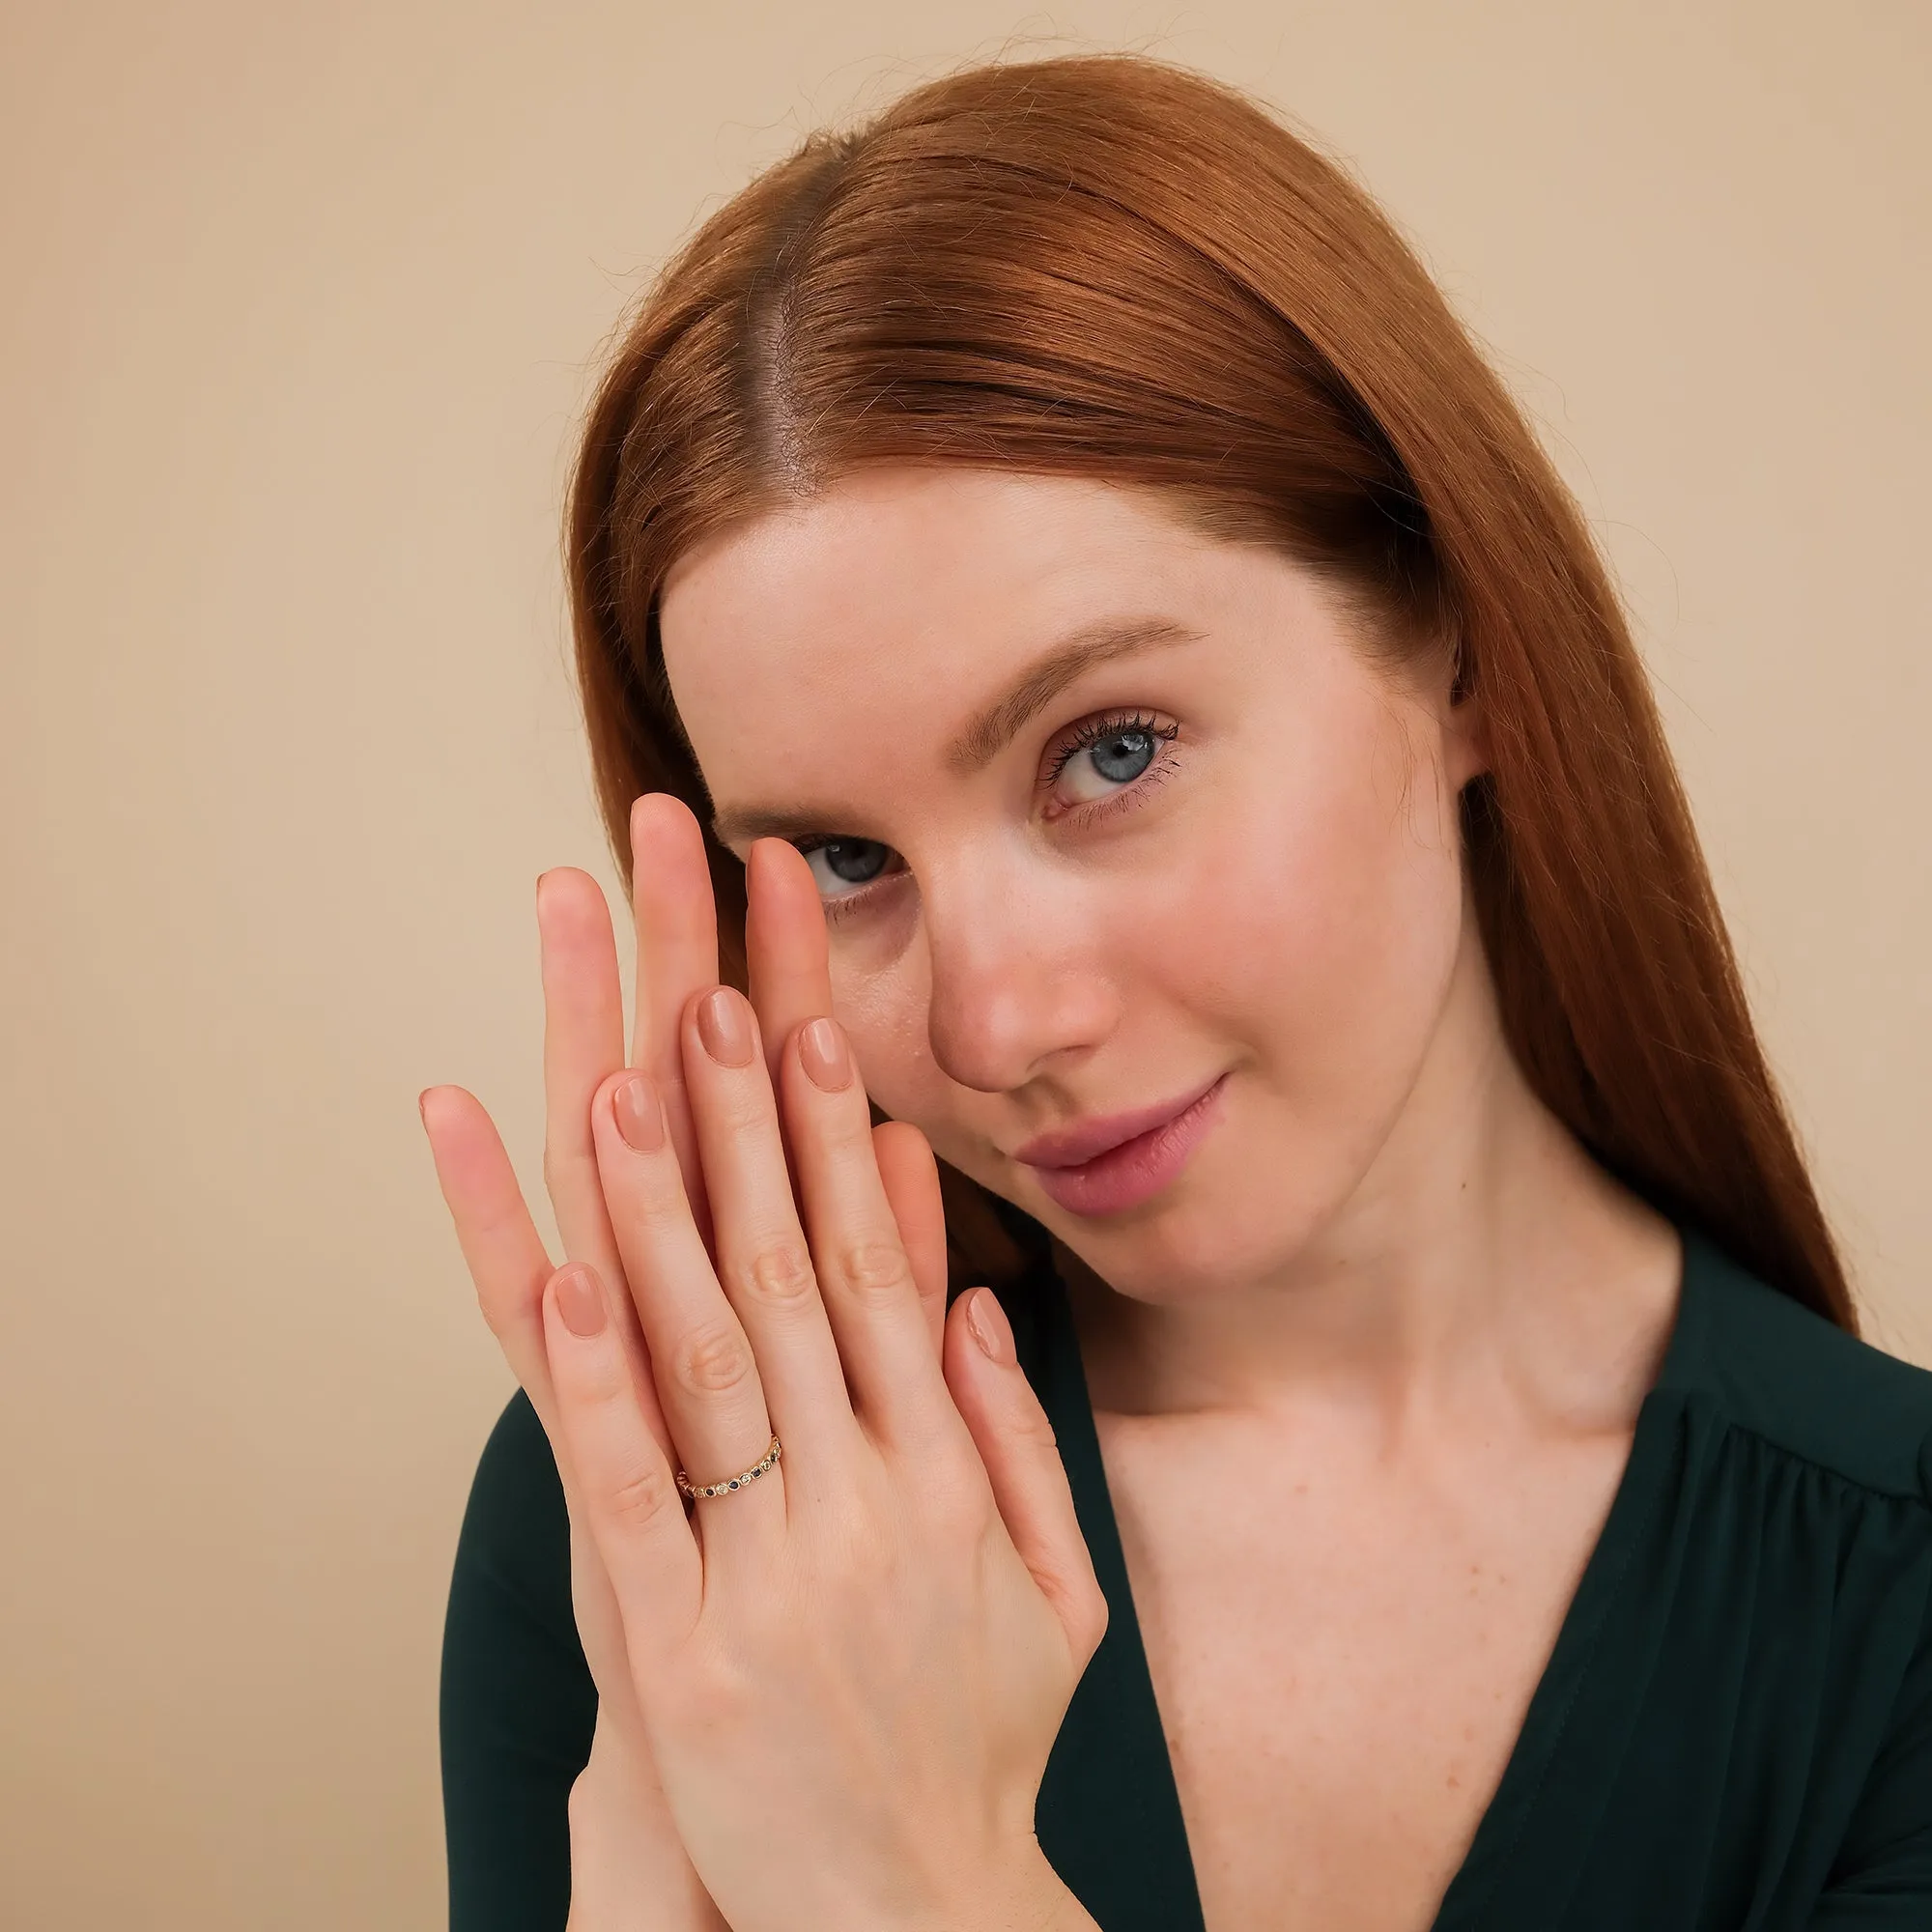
[{"left": 422, "top": 795, "right": 951, "bottom": 1931}]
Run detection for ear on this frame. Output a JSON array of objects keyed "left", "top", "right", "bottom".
[
  {"left": 1444, "top": 687, "right": 1489, "bottom": 790},
  {"left": 1435, "top": 629, "right": 1489, "bottom": 789}
]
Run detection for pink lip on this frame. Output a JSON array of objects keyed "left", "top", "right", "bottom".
[{"left": 1013, "top": 1073, "right": 1229, "bottom": 1219}]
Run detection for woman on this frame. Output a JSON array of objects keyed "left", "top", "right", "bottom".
[{"left": 420, "top": 53, "right": 1932, "bottom": 1932}]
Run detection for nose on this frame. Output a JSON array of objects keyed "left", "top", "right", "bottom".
[{"left": 920, "top": 861, "right": 1122, "bottom": 1094}]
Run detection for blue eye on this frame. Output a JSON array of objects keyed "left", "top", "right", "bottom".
[
  {"left": 799, "top": 836, "right": 895, "bottom": 898},
  {"left": 1088, "top": 727, "right": 1157, "bottom": 784},
  {"left": 1046, "top": 711, "right": 1179, "bottom": 808}
]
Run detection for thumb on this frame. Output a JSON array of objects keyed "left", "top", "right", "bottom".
[{"left": 944, "top": 1287, "right": 1110, "bottom": 1665}]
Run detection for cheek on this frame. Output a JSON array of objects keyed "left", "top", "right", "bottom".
[
  {"left": 816, "top": 702, "right": 1469, "bottom": 1226},
  {"left": 1161, "top": 713, "right": 1467, "bottom": 1087},
  {"left": 1077, "top": 716, "right": 1473, "bottom": 1293},
  {"left": 827, "top": 945, "right": 950, "bottom": 1128}
]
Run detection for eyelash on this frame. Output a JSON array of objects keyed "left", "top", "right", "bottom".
[
  {"left": 1039, "top": 709, "right": 1182, "bottom": 817},
  {"left": 799, "top": 707, "right": 1183, "bottom": 923}
]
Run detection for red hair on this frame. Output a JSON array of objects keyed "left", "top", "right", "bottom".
[{"left": 563, "top": 53, "right": 1853, "bottom": 1326}]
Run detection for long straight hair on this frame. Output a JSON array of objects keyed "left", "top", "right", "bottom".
[{"left": 562, "top": 54, "right": 1853, "bottom": 1327}]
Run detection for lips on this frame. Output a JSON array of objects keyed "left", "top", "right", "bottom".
[
  {"left": 1011, "top": 1072, "right": 1229, "bottom": 1219},
  {"left": 1013, "top": 1073, "right": 1227, "bottom": 1169}
]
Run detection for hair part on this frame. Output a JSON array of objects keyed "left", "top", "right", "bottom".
[{"left": 564, "top": 52, "right": 1853, "bottom": 1327}]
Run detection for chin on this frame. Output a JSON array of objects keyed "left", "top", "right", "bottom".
[
  {"left": 1028, "top": 1167, "right": 1314, "bottom": 1306},
  {"left": 1035, "top": 1143, "right": 1350, "bottom": 1307},
  {"left": 1077, "top": 1206, "right": 1305, "bottom": 1305}
]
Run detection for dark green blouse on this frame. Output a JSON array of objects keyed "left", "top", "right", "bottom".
[{"left": 441, "top": 1224, "right": 1932, "bottom": 1928}]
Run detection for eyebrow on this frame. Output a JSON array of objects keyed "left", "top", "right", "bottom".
[
  {"left": 943, "top": 615, "right": 1206, "bottom": 776},
  {"left": 707, "top": 614, "right": 1206, "bottom": 849}
]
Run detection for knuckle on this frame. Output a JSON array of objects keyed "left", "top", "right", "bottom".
[
  {"left": 470, "top": 1249, "right": 553, "bottom": 1348},
  {"left": 566, "top": 1342, "right": 633, "bottom": 1406},
  {"left": 830, "top": 1238, "right": 912, "bottom": 1310},
  {"left": 625, "top": 1179, "right": 691, "bottom": 1233},
  {"left": 541, "top": 1140, "right": 595, "bottom": 1208},
  {"left": 472, "top": 1274, "right": 512, "bottom": 1335},
  {"left": 739, "top": 1241, "right": 817, "bottom": 1310},
  {"left": 1007, "top": 1401, "right": 1060, "bottom": 1454},
  {"left": 606, "top": 1461, "right": 677, "bottom": 1529},
  {"left": 817, "top": 1107, "right": 875, "bottom": 1156},
  {"left": 715, "top": 1076, "right": 773, "bottom": 1134},
  {"left": 672, "top": 1320, "right": 755, "bottom": 1396}
]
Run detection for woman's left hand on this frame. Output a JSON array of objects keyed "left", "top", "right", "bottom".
[{"left": 528, "top": 808, "right": 1106, "bottom": 1932}]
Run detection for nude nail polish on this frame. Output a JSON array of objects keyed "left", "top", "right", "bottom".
[
  {"left": 799, "top": 1017, "right": 852, "bottom": 1092},
  {"left": 696, "top": 987, "right": 753, "bottom": 1067},
  {"left": 555, "top": 1266, "right": 607, "bottom": 1338},
  {"left": 968, "top": 1288, "right": 1013, "bottom": 1365},
  {"left": 612, "top": 1074, "right": 664, "bottom": 1152}
]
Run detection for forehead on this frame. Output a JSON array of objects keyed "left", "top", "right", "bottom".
[{"left": 656, "top": 468, "right": 1215, "bottom": 730}]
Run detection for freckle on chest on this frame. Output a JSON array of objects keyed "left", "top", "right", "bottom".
[{"left": 1094, "top": 1416, "right": 1622, "bottom": 1932}]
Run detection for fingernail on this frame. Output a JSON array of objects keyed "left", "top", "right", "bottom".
[
  {"left": 612, "top": 1074, "right": 665, "bottom": 1152},
  {"left": 696, "top": 987, "right": 753, "bottom": 1067},
  {"left": 555, "top": 1266, "right": 607, "bottom": 1338},
  {"left": 799, "top": 1017, "right": 852, "bottom": 1093},
  {"left": 416, "top": 1089, "right": 430, "bottom": 1123},
  {"left": 967, "top": 1288, "right": 1013, "bottom": 1365}
]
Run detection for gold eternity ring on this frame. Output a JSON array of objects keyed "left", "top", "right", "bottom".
[{"left": 675, "top": 1434, "right": 782, "bottom": 1502}]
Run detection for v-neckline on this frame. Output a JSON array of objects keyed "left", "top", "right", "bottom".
[{"left": 1021, "top": 1222, "right": 1707, "bottom": 1932}]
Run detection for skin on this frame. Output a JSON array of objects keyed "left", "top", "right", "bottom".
[
  {"left": 423, "top": 807, "right": 1103, "bottom": 1932},
  {"left": 424, "top": 465, "right": 1682, "bottom": 1931}
]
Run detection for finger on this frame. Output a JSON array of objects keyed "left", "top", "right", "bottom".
[
  {"left": 663, "top": 990, "right": 861, "bottom": 1468},
  {"left": 781, "top": 1014, "right": 958, "bottom": 1449},
  {"left": 567, "top": 1516, "right": 643, "bottom": 1730},
  {"left": 745, "top": 837, "right": 832, "bottom": 1096},
  {"left": 536, "top": 868, "right": 626, "bottom": 1283},
  {"left": 418, "top": 1088, "right": 655, "bottom": 1584},
  {"left": 419, "top": 1083, "right": 561, "bottom": 1427},
  {"left": 872, "top": 1121, "right": 948, "bottom": 1358},
  {"left": 944, "top": 1288, "right": 1110, "bottom": 1668},
  {"left": 544, "top": 1262, "right": 703, "bottom": 1659},
  {"left": 589, "top": 1059, "right": 788, "bottom": 1555},
  {"left": 628, "top": 794, "right": 720, "bottom": 1238},
  {"left": 536, "top": 869, "right": 675, "bottom": 1464},
  {"left": 419, "top": 1086, "right": 655, "bottom": 1735}
]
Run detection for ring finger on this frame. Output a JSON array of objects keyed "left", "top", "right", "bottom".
[{"left": 591, "top": 1063, "right": 786, "bottom": 1558}]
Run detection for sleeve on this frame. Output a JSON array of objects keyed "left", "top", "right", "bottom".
[
  {"left": 440, "top": 1391, "right": 599, "bottom": 1932},
  {"left": 1809, "top": 1538, "right": 1932, "bottom": 1925}
]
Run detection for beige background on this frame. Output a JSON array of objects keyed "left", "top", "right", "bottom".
[{"left": 3, "top": 2, "right": 1925, "bottom": 1925}]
